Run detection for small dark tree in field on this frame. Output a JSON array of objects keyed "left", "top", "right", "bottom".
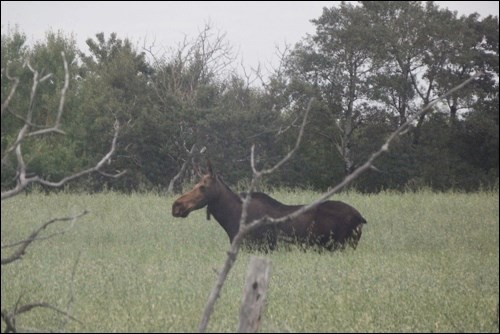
[{"left": 1, "top": 52, "right": 124, "bottom": 332}]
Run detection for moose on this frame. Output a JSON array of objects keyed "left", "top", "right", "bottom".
[{"left": 172, "top": 162, "right": 367, "bottom": 251}]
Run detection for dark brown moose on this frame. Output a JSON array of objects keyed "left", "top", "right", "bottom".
[{"left": 172, "top": 162, "right": 367, "bottom": 251}]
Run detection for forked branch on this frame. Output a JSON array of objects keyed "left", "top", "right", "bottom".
[
  {"left": 1, "top": 51, "right": 126, "bottom": 200},
  {"left": 1, "top": 211, "right": 88, "bottom": 265},
  {"left": 1, "top": 300, "right": 83, "bottom": 333}
]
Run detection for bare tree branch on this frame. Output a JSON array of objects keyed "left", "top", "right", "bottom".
[
  {"left": 251, "top": 98, "right": 312, "bottom": 177},
  {"left": 2, "top": 51, "right": 126, "bottom": 200},
  {"left": 1, "top": 56, "right": 64, "bottom": 165},
  {"left": 1, "top": 64, "right": 21, "bottom": 116},
  {"left": 198, "top": 98, "right": 313, "bottom": 333},
  {"left": 2, "top": 300, "right": 83, "bottom": 333},
  {"left": 1, "top": 210, "right": 88, "bottom": 265},
  {"left": 1, "top": 119, "right": 125, "bottom": 200},
  {"left": 167, "top": 143, "right": 197, "bottom": 194},
  {"left": 198, "top": 72, "right": 482, "bottom": 332},
  {"left": 25, "top": 50, "right": 69, "bottom": 138}
]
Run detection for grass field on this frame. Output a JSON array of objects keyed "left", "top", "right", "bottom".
[{"left": 1, "top": 190, "right": 499, "bottom": 332}]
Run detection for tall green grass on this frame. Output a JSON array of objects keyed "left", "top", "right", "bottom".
[{"left": 1, "top": 190, "right": 498, "bottom": 332}]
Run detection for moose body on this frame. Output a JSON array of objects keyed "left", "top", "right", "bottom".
[{"left": 171, "top": 163, "right": 367, "bottom": 251}]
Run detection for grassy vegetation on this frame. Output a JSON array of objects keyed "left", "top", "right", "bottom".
[{"left": 1, "top": 190, "right": 498, "bottom": 332}]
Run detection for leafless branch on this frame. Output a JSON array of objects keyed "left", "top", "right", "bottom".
[
  {"left": 146, "top": 22, "right": 235, "bottom": 109},
  {"left": 1, "top": 210, "right": 88, "bottom": 265},
  {"left": 253, "top": 42, "right": 292, "bottom": 89},
  {"left": 198, "top": 71, "right": 482, "bottom": 332},
  {"left": 1, "top": 64, "right": 21, "bottom": 116},
  {"left": 251, "top": 99, "right": 312, "bottom": 177},
  {"left": 198, "top": 98, "right": 313, "bottom": 333},
  {"left": 167, "top": 143, "right": 198, "bottom": 194},
  {"left": 2, "top": 300, "right": 83, "bottom": 333},
  {"left": 1, "top": 54, "right": 66, "bottom": 165},
  {"left": 2, "top": 52, "right": 125, "bottom": 198},
  {"left": 1, "top": 119, "right": 125, "bottom": 200}
]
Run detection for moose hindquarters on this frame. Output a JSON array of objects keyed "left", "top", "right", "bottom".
[{"left": 315, "top": 201, "right": 367, "bottom": 250}]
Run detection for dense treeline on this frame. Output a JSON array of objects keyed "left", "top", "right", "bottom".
[{"left": 1, "top": 1, "right": 498, "bottom": 193}]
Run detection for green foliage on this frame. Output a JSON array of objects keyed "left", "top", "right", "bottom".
[
  {"left": 70, "top": 32, "right": 155, "bottom": 191},
  {"left": 276, "top": 1, "right": 499, "bottom": 191},
  {"left": 1, "top": 4, "right": 498, "bottom": 194},
  {"left": 1, "top": 191, "right": 498, "bottom": 332}
]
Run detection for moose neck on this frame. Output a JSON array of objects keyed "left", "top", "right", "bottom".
[{"left": 207, "top": 181, "right": 243, "bottom": 242}]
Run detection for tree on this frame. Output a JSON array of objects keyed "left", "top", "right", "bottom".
[
  {"left": 279, "top": 2, "right": 375, "bottom": 176},
  {"left": 362, "top": 1, "right": 430, "bottom": 126},
  {"left": 76, "top": 32, "right": 153, "bottom": 191}
]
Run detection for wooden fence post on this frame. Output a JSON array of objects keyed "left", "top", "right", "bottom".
[{"left": 237, "top": 256, "right": 272, "bottom": 333}]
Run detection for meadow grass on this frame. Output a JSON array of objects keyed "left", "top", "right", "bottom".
[{"left": 1, "top": 190, "right": 498, "bottom": 332}]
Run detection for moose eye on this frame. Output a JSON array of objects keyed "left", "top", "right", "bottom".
[{"left": 199, "top": 185, "right": 206, "bottom": 192}]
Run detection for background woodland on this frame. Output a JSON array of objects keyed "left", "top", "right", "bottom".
[{"left": 2, "top": 1, "right": 498, "bottom": 193}]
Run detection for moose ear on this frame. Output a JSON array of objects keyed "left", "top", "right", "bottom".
[
  {"left": 193, "top": 163, "right": 203, "bottom": 177},
  {"left": 206, "top": 158, "right": 215, "bottom": 177}
]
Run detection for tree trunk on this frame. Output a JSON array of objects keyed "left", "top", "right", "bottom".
[{"left": 237, "top": 256, "right": 272, "bottom": 333}]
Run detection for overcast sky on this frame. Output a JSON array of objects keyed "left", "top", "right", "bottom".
[{"left": 2, "top": 1, "right": 499, "bottom": 75}]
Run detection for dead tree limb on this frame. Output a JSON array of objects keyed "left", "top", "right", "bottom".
[
  {"left": 167, "top": 143, "right": 197, "bottom": 194},
  {"left": 1, "top": 54, "right": 67, "bottom": 165},
  {"left": 1, "top": 119, "right": 124, "bottom": 200},
  {"left": 1, "top": 51, "right": 125, "bottom": 200},
  {"left": 1, "top": 300, "right": 83, "bottom": 333},
  {"left": 1, "top": 211, "right": 88, "bottom": 265},
  {"left": 1, "top": 64, "right": 21, "bottom": 116},
  {"left": 197, "top": 72, "right": 482, "bottom": 333}
]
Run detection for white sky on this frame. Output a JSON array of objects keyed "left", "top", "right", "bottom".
[{"left": 1, "top": 1, "right": 499, "bottom": 76}]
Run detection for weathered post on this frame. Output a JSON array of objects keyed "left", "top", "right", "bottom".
[{"left": 237, "top": 256, "right": 272, "bottom": 333}]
